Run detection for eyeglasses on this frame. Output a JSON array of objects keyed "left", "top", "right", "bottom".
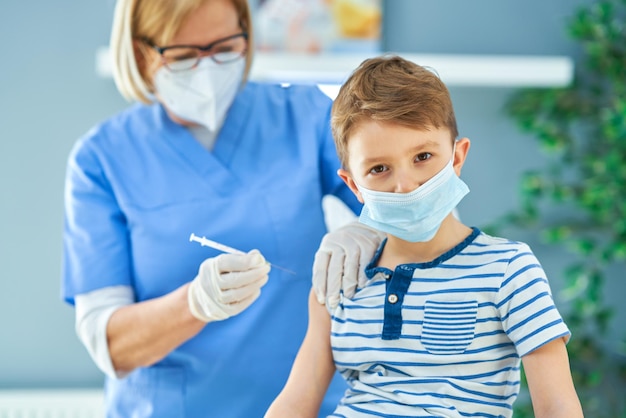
[{"left": 146, "top": 32, "right": 248, "bottom": 72}]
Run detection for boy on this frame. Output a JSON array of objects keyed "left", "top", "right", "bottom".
[{"left": 265, "top": 55, "right": 583, "bottom": 417}]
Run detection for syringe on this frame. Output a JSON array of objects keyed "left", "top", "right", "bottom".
[{"left": 189, "top": 233, "right": 297, "bottom": 276}]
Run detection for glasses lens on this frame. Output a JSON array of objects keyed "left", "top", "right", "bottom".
[
  {"left": 212, "top": 51, "right": 245, "bottom": 63},
  {"left": 162, "top": 48, "right": 199, "bottom": 72},
  {"left": 210, "top": 34, "right": 247, "bottom": 63}
]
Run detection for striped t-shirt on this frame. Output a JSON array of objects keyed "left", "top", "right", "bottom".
[{"left": 329, "top": 228, "right": 570, "bottom": 418}]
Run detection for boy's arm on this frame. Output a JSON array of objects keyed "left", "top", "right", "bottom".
[
  {"left": 522, "top": 337, "right": 584, "bottom": 418},
  {"left": 264, "top": 289, "right": 337, "bottom": 418}
]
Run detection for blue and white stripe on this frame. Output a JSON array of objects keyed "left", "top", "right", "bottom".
[{"left": 329, "top": 228, "right": 570, "bottom": 418}]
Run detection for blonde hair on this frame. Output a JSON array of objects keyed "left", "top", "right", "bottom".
[
  {"left": 331, "top": 55, "right": 458, "bottom": 168},
  {"left": 110, "top": 0, "right": 254, "bottom": 103}
]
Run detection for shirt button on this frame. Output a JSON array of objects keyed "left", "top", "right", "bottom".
[{"left": 388, "top": 294, "right": 398, "bottom": 304}]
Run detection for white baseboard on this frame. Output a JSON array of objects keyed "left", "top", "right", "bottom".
[{"left": 0, "top": 389, "right": 104, "bottom": 417}]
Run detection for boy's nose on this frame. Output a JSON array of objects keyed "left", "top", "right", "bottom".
[{"left": 393, "top": 175, "right": 420, "bottom": 194}]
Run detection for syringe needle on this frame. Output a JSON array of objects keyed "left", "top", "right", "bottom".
[
  {"left": 189, "top": 233, "right": 297, "bottom": 276},
  {"left": 265, "top": 263, "right": 298, "bottom": 276}
]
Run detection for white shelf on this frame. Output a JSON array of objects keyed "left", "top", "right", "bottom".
[{"left": 96, "top": 47, "right": 574, "bottom": 88}]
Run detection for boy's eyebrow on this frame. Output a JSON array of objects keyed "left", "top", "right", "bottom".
[{"left": 410, "top": 139, "right": 441, "bottom": 151}]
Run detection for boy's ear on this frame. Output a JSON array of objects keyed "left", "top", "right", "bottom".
[
  {"left": 453, "top": 137, "right": 471, "bottom": 176},
  {"left": 337, "top": 168, "right": 364, "bottom": 203}
]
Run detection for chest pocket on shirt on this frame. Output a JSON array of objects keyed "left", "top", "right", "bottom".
[{"left": 421, "top": 300, "right": 478, "bottom": 355}]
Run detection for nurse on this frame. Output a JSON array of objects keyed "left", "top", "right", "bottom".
[{"left": 62, "top": 0, "right": 383, "bottom": 416}]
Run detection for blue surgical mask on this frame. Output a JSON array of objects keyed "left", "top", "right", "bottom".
[{"left": 356, "top": 159, "right": 469, "bottom": 242}]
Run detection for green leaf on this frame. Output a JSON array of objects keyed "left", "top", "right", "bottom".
[
  {"left": 520, "top": 173, "right": 544, "bottom": 197},
  {"left": 542, "top": 225, "right": 572, "bottom": 243},
  {"left": 567, "top": 238, "right": 596, "bottom": 255},
  {"left": 610, "top": 241, "right": 626, "bottom": 261}
]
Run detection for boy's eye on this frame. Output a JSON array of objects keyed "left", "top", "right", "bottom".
[
  {"left": 368, "top": 165, "right": 387, "bottom": 174},
  {"left": 415, "top": 152, "right": 432, "bottom": 162}
]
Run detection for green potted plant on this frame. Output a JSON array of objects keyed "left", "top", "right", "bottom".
[{"left": 487, "top": 0, "right": 626, "bottom": 416}]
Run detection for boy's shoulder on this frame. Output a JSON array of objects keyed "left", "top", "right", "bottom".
[{"left": 473, "top": 229, "right": 532, "bottom": 252}]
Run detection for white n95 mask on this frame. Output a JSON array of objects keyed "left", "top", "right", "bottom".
[
  {"left": 357, "top": 159, "right": 469, "bottom": 242},
  {"left": 153, "top": 56, "right": 245, "bottom": 132}
]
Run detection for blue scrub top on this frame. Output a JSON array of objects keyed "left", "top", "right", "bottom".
[{"left": 62, "top": 82, "right": 362, "bottom": 417}]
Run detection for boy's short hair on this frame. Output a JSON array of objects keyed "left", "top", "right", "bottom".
[{"left": 331, "top": 55, "right": 458, "bottom": 168}]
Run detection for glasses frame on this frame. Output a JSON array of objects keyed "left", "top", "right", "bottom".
[{"left": 145, "top": 32, "right": 249, "bottom": 71}]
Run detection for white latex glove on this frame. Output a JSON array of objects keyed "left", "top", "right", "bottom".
[
  {"left": 188, "top": 250, "right": 271, "bottom": 322},
  {"left": 312, "top": 221, "right": 385, "bottom": 309}
]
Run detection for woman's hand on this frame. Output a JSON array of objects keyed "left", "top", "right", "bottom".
[
  {"left": 107, "top": 250, "right": 270, "bottom": 373},
  {"left": 312, "top": 222, "right": 384, "bottom": 309},
  {"left": 188, "top": 250, "right": 271, "bottom": 322}
]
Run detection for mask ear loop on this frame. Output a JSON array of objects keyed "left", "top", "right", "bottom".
[{"left": 450, "top": 139, "right": 460, "bottom": 173}]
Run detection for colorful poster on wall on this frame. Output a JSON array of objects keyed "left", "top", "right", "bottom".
[{"left": 251, "top": 0, "right": 382, "bottom": 54}]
